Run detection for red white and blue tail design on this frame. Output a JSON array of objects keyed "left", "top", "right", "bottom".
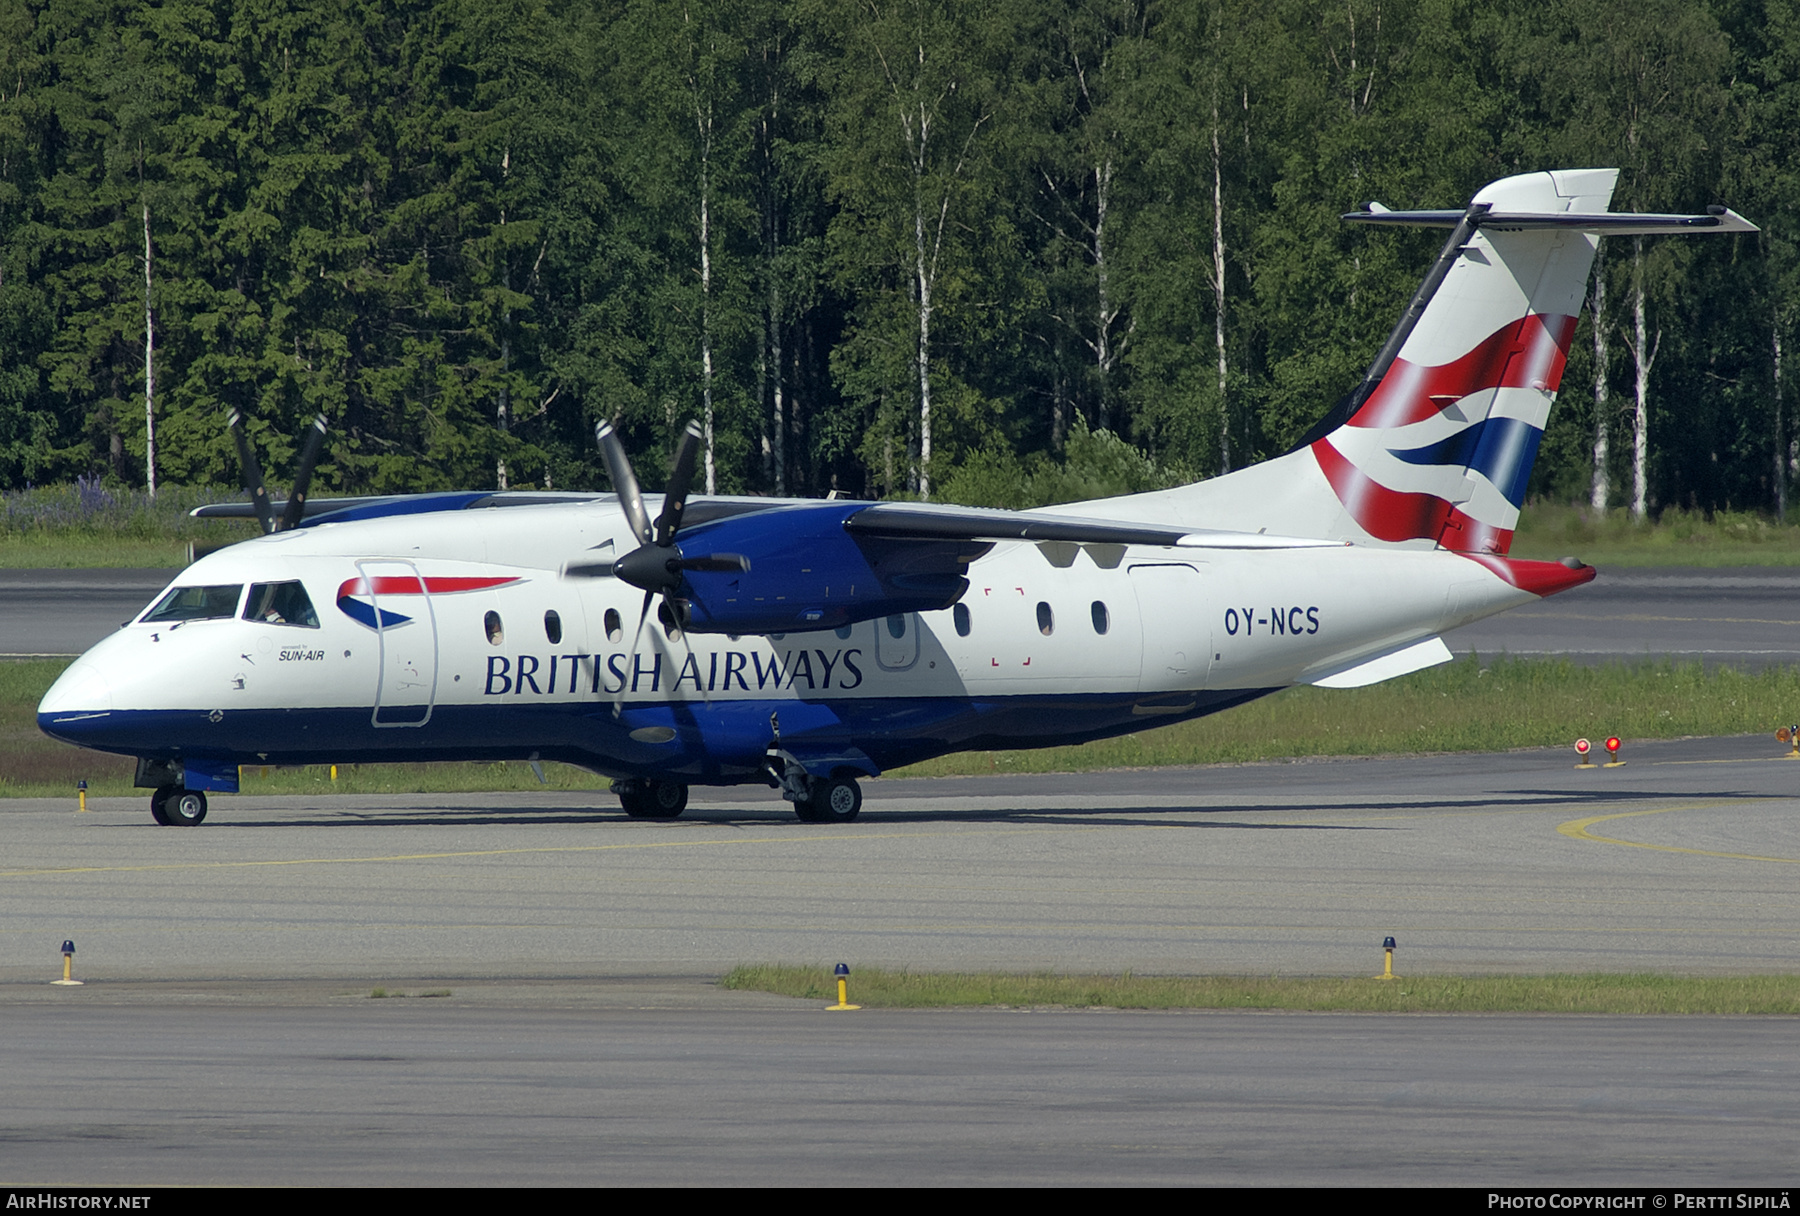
[
  {"left": 1084, "top": 169, "right": 1753, "bottom": 551},
  {"left": 1311, "top": 308, "right": 1579, "bottom": 554}
]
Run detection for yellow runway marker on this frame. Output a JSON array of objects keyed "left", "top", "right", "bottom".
[{"left": 1558, "top": 801, "right": 1800, "bottom": 865}]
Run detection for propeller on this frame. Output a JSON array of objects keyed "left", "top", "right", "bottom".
[
  {"left": 590, "top": 418, "right": 749, "bottom": 715},
  {"left": 228, "top": 410, "right": 329, "bottom": 535},
  {"left": 589, "top": 419, "right": 750, "bottom": 601}
]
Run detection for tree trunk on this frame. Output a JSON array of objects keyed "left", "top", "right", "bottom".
[
  {"left": 767, "top": 269, "right": 785, "bottom": 496},
  {"left": 696, "top": 98, "right": 716, "bottom": 495},
  {"left": 1776, "top": 304, "right": 1787, "bottom": 523},
  {"left": 142, "top": 202, "right": 156, "bottom": 498},
  {"left": 1629, "top": 236, "right": 1659, "bottom": 522},
  {"left": 1211, "top": 95, "right": 1229, "bottom": 474},
  {"left": 914, "top": 160, "right": 934, "bottom": 499},
  {"left": 496, "top": 150, "right": 511, "bottom": 491},
  {"left": 1093, "top": 156, "right": 1113, "bottom": 433},
  {"left": 1590, "top": 242, "right": 1609, "bottom": 512}
]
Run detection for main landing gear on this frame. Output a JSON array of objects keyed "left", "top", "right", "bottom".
[
  {"left": 150, "top": 786, "right": 208, "bottom": 826},
  {"left": 793, "top": 775, "right": 862, "bottom": 824},
  {"left": 613, "top": 778, "right": 688, "bottom": 820}
]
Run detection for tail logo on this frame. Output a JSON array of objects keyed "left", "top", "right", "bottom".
[{"left": 1313, "top": 314, "right": 1575, "bottom": 553}]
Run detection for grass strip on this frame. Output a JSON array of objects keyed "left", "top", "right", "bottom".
[
  {"left": 721, "top": 965, "right": 1800, "bottom": 1014},
  {"left": 10, "top": 654, "right": 1800, "bottom": 795},
  {"left": 8, "top": 491, "right": 1800, "bottom": 567},
  {"left": 1509, "top": 502, "right": 1800, "bottom": 567}
]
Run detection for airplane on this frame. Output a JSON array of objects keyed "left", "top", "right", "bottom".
[{"left": 37, "top": 168, "right": 1755, "bottom": 826}]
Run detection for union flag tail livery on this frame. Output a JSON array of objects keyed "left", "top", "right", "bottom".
[
  {"left": 1307, "top": 169, "right": 1609, "bottom": 555},
  {"left": 1082, "top": 169, "right": 1753, "bottom": 551}
]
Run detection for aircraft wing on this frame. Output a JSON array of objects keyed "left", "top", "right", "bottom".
[{"left": 843, "top": 502, "right": 1344, "bottom": 549}]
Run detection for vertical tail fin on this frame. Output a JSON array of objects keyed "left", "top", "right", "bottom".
[
  {"left": 1074, "top": 169, "right": 1753, "bottom": 546},
  {"left": 1311, "top": 169, "right": 1616, "bottom": 554}
]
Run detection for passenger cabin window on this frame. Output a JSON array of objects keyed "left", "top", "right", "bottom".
[
  {"left": 544, "top": 610, "right": 563, "bottom": 644},
  {"left": 1036, "top": 601, "right": 1054, "bottom": 636},
  {"left": 953, "top": 603, "right": 971, "bottom": 637},
  {"left": 886, "top": 614, "right": 906, "bottom": 639},
  {"left": 835, "top": 625, "right": 853, "bottom": 640},
  {"left": 1091, "top": 601, "right": 1110, "bottom": 635},
  {"left": 485, "top": 611, "right": 504, "bottom": 645},
  {"left": 144, "top": 584, "right": 243, "bottom": 624},
  {"left": 243, "top": 582, "right": 319, "bottom": 628},
  {"left": 604, "top": 608, "right": 623, "bottom": 643}
]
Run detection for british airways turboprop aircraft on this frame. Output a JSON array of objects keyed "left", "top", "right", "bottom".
[{"left": 37, "top": 169, "right": 1754, "bottom": 825}]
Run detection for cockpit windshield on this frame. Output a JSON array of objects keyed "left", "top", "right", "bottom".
[
  {"left": 243, "top": 581, "right": 319, "bottom": 628},
  {"left": 142, "top": 584, "right": 244, "bottom": 624}
]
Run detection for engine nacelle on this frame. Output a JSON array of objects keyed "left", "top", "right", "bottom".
[{"left": 671, "top": 502, "right": 992, "bottom": 635}]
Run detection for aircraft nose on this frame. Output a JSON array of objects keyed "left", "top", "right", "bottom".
[{"left": 37, "top": 660, "right": 115, "bottom": 744}]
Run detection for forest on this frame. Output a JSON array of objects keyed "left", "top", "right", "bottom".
[{"left": 0, "top": 0, "right": 1794, "bottom": 517}]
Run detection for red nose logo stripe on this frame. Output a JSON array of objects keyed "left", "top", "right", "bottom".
[{"left": 336, "top": 575, "right": 521, "bottom": 600}]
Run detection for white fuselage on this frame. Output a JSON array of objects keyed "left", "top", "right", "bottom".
[{"left": 39, "top": 500, "right": 1541, "bottom": 784}]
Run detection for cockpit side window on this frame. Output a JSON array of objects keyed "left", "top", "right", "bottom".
[
  {"left": 143, "top": 584, "right": 244, "bottom": 624},
  {"left": 243, "top": 581, "right": 320, "bottom": 628}
]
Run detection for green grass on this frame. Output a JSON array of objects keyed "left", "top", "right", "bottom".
[
  {"left": 721, "top": 965, "right": 1800, "bottom": 1014},
  {"left": 368, "top": 988, "right": 453, "bottom": 999},
  {"left": 0, "top": 536, "right": 204, "bottom": 569},
  {"left": 9, "top": 483, "right": 1800, "bottom": 568},
  {"left": 0, "top": 482, "right": 257, "bottom": 568},
  {"left": 1510, "top": 502, "right": 1800, "bottom": 567},
  {"left": 10, "top": 654, "right": 1800, "bottom": 797},
  {"left": 890, "top": 653, "right": 1800, "bottom": 778}
]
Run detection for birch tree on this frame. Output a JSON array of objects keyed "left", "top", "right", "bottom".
[{"left": 813, "top": 0, "right": 1003, "bottom": 499}]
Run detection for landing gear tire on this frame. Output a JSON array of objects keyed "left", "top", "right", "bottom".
[
  {"left": 618, "top": 779, "right": 687, "bottom": 820},
  {"left": 795, "top": 776, "right": 861, "bottom": 824},
  {"left": 153, "top": 786, "right": 207, "bottom": 826}
]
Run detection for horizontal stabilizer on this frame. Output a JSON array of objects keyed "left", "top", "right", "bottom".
[
  {"left": 1345, "top": 207, "right": 1758, "bottom": 235},
  {"left": 1305, "top": 635, "right": 1454, "bottom": 688}
]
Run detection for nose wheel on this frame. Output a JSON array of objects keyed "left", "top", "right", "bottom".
[
  {"left": 150, "top": 786, "right": 208, "bottom": 826},
  {"left": 794, "top": 776, "right": 862, "bottom": 824}
]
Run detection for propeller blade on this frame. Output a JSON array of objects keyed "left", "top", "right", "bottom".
[
  {"left": 654, "top": 419, "right": 703, "bottom": 545},
  {"left": 227, "top": 410, "right": 275, "bottom": 536},
  {"left": 668, "top": 597, "right": 710, "bottom": 704},
  {"left": 614, "top": 589, "right": 656, "bottom": 718},
  {"left": 674, "top": 553, "right": 751, "bottom": 574},
  {"left": 278, "top": 414, "right": 328, "bottom": 532},
  {"left": 595, "top": 421, "right": 653, "bottom": 546}
]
